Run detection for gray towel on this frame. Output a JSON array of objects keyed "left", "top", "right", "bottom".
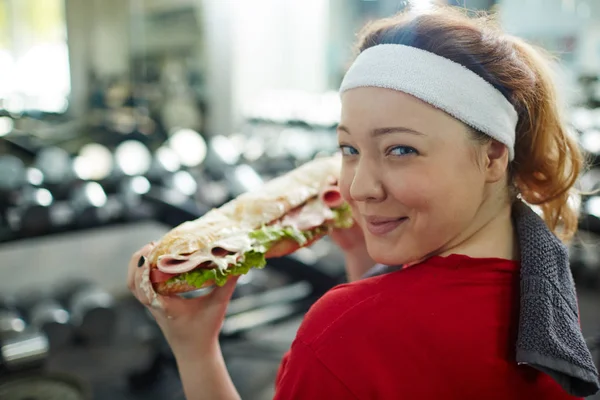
[
  {"left": 361, "top": 201, "right": 600, "bottom": 397},
  {"left": 513, "top": 201, "right": 599, "bottom": 397}
]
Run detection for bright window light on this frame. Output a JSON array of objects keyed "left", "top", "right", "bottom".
[{"left": 410, "top": 0, "right": 433, "bottom": 12}]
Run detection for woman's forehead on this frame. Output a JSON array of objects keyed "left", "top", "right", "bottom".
[{"left": 340, "top": 87, "right": 467, "bottom": 136}]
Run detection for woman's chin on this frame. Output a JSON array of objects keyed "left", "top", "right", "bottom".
[
  {"left": 369, "top": 249, "right": 410, "bottom": 265},
  {"left": 366, "top": 244, "right": 413, "bottom": 267}
]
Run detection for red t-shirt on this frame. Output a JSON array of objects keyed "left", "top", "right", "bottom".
[{"left": 273, "top": 254, "right": 581, "bottom": 400}]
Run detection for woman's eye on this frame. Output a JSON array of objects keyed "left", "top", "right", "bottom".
[
  {"left": 388, "top": 146, "right": 418, "bottom": 156},
  {"left": 339, "top": 145, "right": 358, "bottom": 156}
]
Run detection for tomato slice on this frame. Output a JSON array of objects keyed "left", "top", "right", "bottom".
[{"left": 150, "top": 268, "right": 178, "bottom": 283}]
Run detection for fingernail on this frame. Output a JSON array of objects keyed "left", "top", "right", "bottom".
[{"left": 138, "top": 256, "right": 146, "bottom": 267}]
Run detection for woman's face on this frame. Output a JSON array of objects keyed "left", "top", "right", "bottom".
[{"left": 338, "top": 87, "right": 499, "bottom": 265}]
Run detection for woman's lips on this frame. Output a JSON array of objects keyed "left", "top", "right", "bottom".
[{"left": 364, "top": 216, "right": 407, "bottom": 236}]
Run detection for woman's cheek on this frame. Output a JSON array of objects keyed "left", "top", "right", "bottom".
[{"left": 388, "top": 168, "right": 434, "bottom": 208}]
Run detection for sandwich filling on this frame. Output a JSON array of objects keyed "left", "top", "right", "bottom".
[{"left": 151, "top": 198, "right": 353, "bottom": 289}]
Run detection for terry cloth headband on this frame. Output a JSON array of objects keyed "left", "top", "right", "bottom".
[{"left": 339, "top": 44, "right": 518, "bottom": 161}]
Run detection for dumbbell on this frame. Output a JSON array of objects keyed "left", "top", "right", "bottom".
[
  {"left": 161, "top": 170, "right": 198, "bottom": 197},
  {"left": 72, "top": 142, "right": 116, "bottom": 191},
  {"left": 192, "top": 173, "right": 230, "bottom": 208},
  {"left": 0, "top": 154, "right": 27, "bottom": 208},
  {"left": 0, "top": 296, "right": 25, "bottom": 339},
  {"left": 0, "top": 330, "right": 50, "bottom": 373},
  {"left": 147, "top": 141, "right": 229, "bottom": 208},
  {"left": 117, "top": 175, "right": 153, "bottom": 220},
  {"left": 4, "top": 185, "right": 54, "bottom": 236},
  {"left": 69, "top": 181, "right": 112, "bottom": 228},
  {"left": 114, "top": 140, "right": 152, "bottom": 178},
  {"left": 0, "top": 296, "right": 49, "bottom": 372},
  {"left": 0, "top": 215, "right": 7, "bottom": 240},
  {"left": 17, "top": 292, "right": 74, "bottom": 349},
  {"left": 146, "top": 145, "right": 181, "bottom": 183},
  {"left": 55, "top": 280, "right": 117, "bottom": 345},
  {"left": 126, "top": 319, "right": 175, "bottom": 391},
  {"left": 29, "top": 300, "right": 74, "bottom": 349},
  {"left": 34, "top": 146, "right": 74, "bottom": 200},
  {"left": 168, "top": 128, "right": 208, "bottom": 169},
  {"left": 0, "top": 372, "right": 91, "bottom": 400}
]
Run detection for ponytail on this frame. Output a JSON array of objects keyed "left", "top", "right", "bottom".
[{"left": 507, "top": 37, "right": 583, "bottom": 242}]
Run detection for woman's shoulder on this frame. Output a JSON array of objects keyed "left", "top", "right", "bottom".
[
  {"left": 295, "top": 254, "right": 520, "bottom": 349},
  {"left": 292, "top": 260, "right": 429, "bottom": 349},
  {"left": 294, "top": 277, "right": 386, "bottom": 347}
]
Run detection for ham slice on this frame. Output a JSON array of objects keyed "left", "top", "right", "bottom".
[
  {"left": 151, "top": 197, "right": 336, "bottom": 282},
  {"left": 280, "top": 198, "right": 334, "bottom": 231},
  {"left": 320, "top": 187, "right": 344, "bottom": 208},
  {"left": 156, "top": 249, "right": 240, "bottom": 275},
  {"left": 156, "top": 232, "right": 253, "bottom": 274}
]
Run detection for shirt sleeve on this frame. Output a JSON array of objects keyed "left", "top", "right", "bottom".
[{"left": 274, "top": 340, "right": 359, "bottom": 400}]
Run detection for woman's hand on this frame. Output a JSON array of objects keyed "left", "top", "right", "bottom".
[
  {"left": 320, "top": 185, "right": 375, "bottom": 281},
  {"left": 128, "top": 244, "right": 241, "bottom": 400},
  {"left": 329, "top": 220, "right": 367, "bottom": 255},
  {"left": 127, "top": 242, "right": 238, "bottom": 357}
]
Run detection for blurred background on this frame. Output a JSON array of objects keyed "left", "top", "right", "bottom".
[{"left": 0, "top": 0, "right": 598, "bottom": 399}]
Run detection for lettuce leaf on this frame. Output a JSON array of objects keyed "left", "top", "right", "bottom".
[
  {"left": 332, "top": 203, "right": 354, "bottom": 229},
  {"left": 303, "top": 224, "right": 328, "bottom": 241},
  {"left": 171, "top": 226, "right": 307, "bottom": 289},
  {"left": 174, "top": 250, "right": 267, "bottom": 288},
  {"left": 249, "top": 224, "right": 307, "bottom": 249},
  {"left": 172, "top": 203, "right": 353, "bottom": 289}
]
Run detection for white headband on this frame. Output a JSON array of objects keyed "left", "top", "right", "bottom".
[{"left": 339, "top": 44, "right": 518, "bottom": 161}]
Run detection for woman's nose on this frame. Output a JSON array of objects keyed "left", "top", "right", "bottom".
[{"left": 349, "top": 161, "right": 386, "bottom": 202}]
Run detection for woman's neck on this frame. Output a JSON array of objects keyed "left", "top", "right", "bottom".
[{"left": 439, "top": 197, "right": 519, "bottom": 261}]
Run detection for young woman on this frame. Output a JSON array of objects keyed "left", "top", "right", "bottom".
[{"left": 127, "top": 6, "right": 598, "bottom": 400}]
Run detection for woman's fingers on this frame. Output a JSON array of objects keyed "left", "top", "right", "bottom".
[
  {"left": 134, "top": 266, "right": 155, "bottom": 307},
  {"left": 212, "top": 276, "right": 240, "bottom": 304},
  {"left": 176, "top": 276, "right": 239, "bottom": 310},
  {"left": 127, "top": 245, "right": 144, "bottom": 292},
  {"left": 127, "top": 242, "right": 155, "bottom": 299}
]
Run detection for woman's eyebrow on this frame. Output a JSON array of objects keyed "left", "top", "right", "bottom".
[
  {"left": 371, "top": 127, "right": 425, "bottom": 137},
  {"left": 336, "top": 124, "right": 351, "bottom": 134},
  {"left": 336, "top": 125, "right": 425, "bottom": 136}
]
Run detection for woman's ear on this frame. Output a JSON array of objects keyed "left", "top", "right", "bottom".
[{"left": 484, "top": 140, "right": 510, "bottom": 183}]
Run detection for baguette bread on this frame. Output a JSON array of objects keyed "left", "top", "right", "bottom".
[
  {"left": 153, "top": 279, "right": 214, "bottom": 296},
  {"left": 146, "top": 154, "right": 351, "bottom": 295}
]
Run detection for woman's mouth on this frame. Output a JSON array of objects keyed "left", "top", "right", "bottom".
[{"left": 364, "top": 216, "right": 408, "bottom": 236}]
